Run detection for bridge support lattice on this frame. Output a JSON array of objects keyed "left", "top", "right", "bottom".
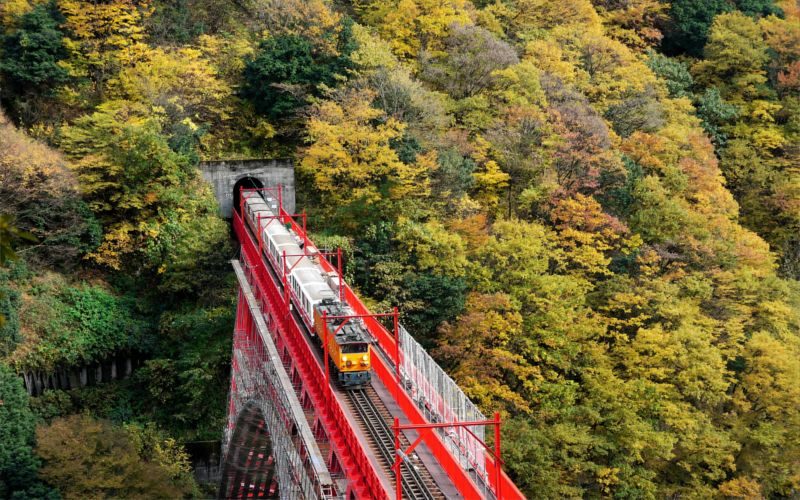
[{"left": 219, "top": 261, "right": 338, "bottom": 499}]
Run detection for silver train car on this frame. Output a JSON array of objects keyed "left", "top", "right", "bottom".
[{"left": 241, "top": 192, "right": 372, "bottom": 387}]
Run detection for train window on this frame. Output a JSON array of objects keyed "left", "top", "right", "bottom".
[{"left": 341, "top": 343, "right": 368, "bottom": 354}]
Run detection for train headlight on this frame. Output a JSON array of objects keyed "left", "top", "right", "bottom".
[
  {"left": 342, "top": 356, "right": 348, "bottom": 362},
  {"left": 361, "top": 355, "right": 368, "bottom": 362},
  {"left": 346, "top": 360, "right": 353, "bottom": 367}
]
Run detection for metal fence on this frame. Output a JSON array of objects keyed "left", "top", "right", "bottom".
[{"left": 398, "top": 325, "right": 489, "bottom": 485}]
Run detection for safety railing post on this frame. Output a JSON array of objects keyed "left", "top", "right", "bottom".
[
  {"left": 257, "top": 213, "right": 262, "bottom": 256},
  {"left": 282, "top": 250, "right": 288, "bottom": 304},
  {"left": 495, "top": 412, "right": 502, "bottom": 499},
  {"left": 323, "top": 311, "right": 330, "bottom": 403},
  {"left": 302, "top": 209, "right": 308, "bottom": 248},
  {"left": 337, "top": 247, "right": 344, "bottom": 303},
  {"left": 393, "top": 307, "right": 400, "bottom": 379}
]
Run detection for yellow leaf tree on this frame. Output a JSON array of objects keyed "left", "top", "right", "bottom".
[
  {"left": 58, "top": 0, "right": 151, "bottom": 101},
  {"left": 301, "top": 88, "right": 432, "bottom": 229}
]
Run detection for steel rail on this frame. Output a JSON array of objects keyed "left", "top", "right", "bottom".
[{"left": 347, "top": 389, "right": 437, "bottom": 500}]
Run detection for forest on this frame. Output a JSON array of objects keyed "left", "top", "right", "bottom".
[{"left": 0, "top": 0, "right": 799, "bottom": 497}]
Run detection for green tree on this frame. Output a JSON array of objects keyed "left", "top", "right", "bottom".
[
  {"left": 0, "top": 363, "right": 57, "bottom": 499},
  {"left": 401, "top": 273, "right": 467, "bottom": 344},
  {"left": 242, "top": 35, "right": 315, "bottom": 119},
  {"left": 36, "top": 414, "right": 194, "bottom": 499},
  {"left": 0, "top": 1, "right": 68, "bottom": 102},
  {"left": 242, "top": 17, "right": 356, "bottom": 120},
  {"left": 662, "top": 0, "right": 732, "bottom": 56},
  {"left": 432, "top": 148, "right": 475, "bottom": 202},
  {"left": 735, "top": 0, "right": 782, "bottom": 17},
  {"left": 695, "top": 87, "right": 739, "bottom": 145},
  {"left": 645, "top": 52, "right": 693, "bottom": 98}
]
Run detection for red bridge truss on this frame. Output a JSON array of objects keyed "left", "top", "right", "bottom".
[{"left": 219, "top": 187, "right": 525, "bottom": 499}]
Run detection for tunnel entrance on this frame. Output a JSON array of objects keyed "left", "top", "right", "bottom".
[
  {"left": 232, "top": 177, "right": 264, "bottom": 215},
  {"left": 198, "top": 159, "right": 294, "bottom": 218}
]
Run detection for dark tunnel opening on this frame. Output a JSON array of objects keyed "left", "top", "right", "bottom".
[{"left": 232, "top": 177, "right": 264, "bottom": 216}]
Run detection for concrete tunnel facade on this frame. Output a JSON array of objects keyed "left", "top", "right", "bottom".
[{"left": 198, "top": 159, "right": 295, "bottom": 218}]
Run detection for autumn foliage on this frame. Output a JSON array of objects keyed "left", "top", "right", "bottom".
[{"left": 1, "top": 0, "right": 800, "bottom": 497}]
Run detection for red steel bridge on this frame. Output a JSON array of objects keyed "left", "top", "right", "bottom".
[{"left": 219, "top": 186, "right": 525, "bottom": 499}]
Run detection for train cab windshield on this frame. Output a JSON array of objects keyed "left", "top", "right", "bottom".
[{"left": 341, "top": 343, "right": 368, "bottom": 353}]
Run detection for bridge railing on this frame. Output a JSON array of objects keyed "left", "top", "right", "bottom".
[{"left": 398, "top": 325, "right": 488, "bottom": 484}]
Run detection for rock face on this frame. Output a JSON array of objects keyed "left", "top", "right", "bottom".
[{"left": 198, "top": 159, "right": 295, "bottom": 218}]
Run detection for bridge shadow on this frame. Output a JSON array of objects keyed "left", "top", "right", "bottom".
[{"left": 218, "top": 401, "right": 277, "bottom": 499}]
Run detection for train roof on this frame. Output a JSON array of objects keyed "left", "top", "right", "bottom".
[
  {"left": 292, "top": 267, "right": 324, "bottom": 284},
  {"left": 334, "top": 322, "right": 371, "bottom": 344},
  {"left": 290, "top": 259, "right": 317, "bottom": 272},
  {"left": 269, "top": 233, "right": 295, "bottom": 246},
  {"left": 244, "top": 196, "right": 269, "bottom": 209},
  {"left": 264, "top": 221, "right": 290, "bottom": 237},
  {"left": 301, "top": 281, "right": 336, "bottom": 302}
]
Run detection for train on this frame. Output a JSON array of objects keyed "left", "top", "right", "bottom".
[{"left": 241, "top": 191, "right": 372, "bottom": 388}]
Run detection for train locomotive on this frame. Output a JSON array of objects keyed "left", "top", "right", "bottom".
[{"left": 241, "top": 191, "right": 371, "bottom": 388}]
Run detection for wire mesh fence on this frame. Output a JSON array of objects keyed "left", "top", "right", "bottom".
[
  {"left": 232, "top": 345, "right": 315, "bottom": 498},
  {"left": 398, "top": 325, "right": 490, "bottom": 488}
]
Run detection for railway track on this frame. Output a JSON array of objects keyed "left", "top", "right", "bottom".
[{"left": 346, "top": 387, "right": 444, "bottom": 500}]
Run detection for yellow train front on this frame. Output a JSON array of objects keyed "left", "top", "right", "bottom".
[{"left": 314, "top": 301, "right": 371, "bottom": 388}]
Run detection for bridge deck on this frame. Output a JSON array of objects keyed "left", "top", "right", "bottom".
[{"left": 367, "top": 374, "right": 462, "bottom": 499}]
